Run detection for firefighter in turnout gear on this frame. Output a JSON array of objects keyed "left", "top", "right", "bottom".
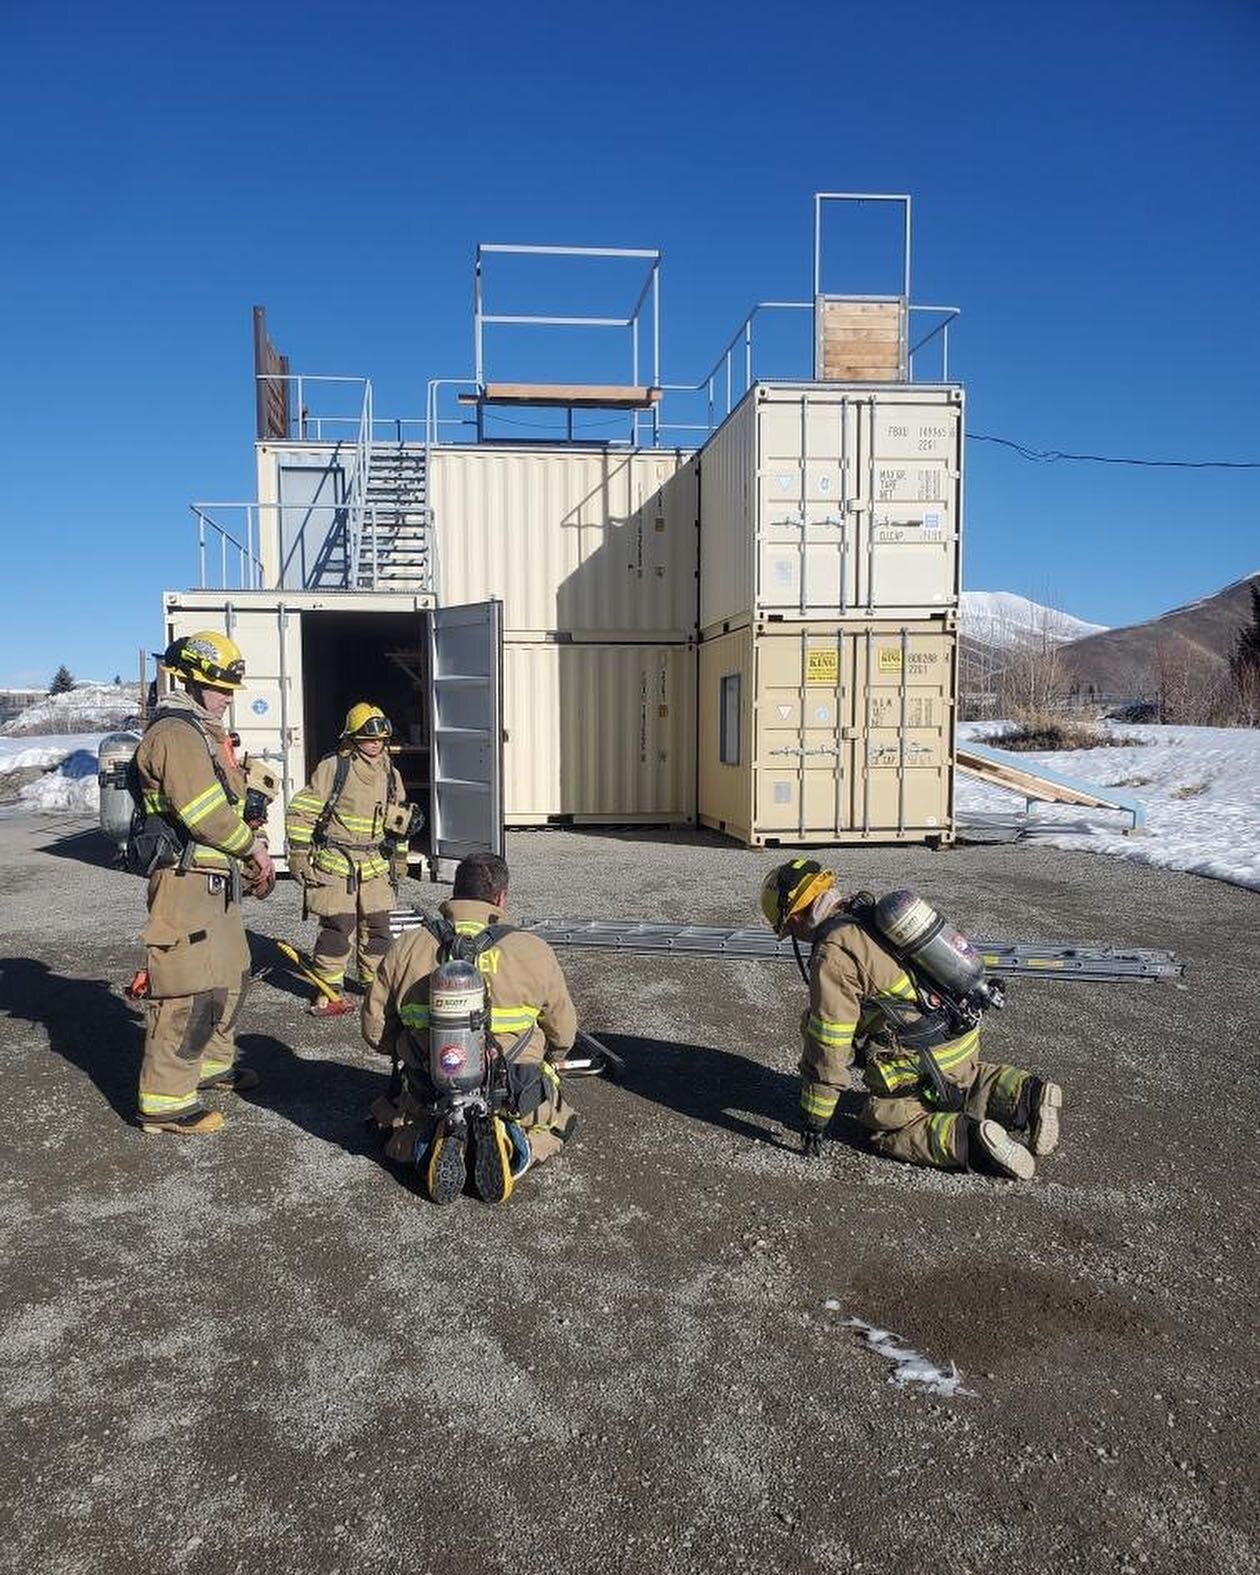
[
  {"left": 285, "top": 703, "right": 413, "bottom": 1017},
  {"left": 761, "top": 860, "right": 1063, "bottom": 1180},
  {"left": 133, "top": 632, "right": 275, "bottom": 1135},
  {"left": 362, "top": 852, "right": 579, "bottom": 1203}
]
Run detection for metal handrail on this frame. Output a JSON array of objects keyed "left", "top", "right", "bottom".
[
  {"left": 345, "top": 380, "right": 374, "bottom": 587},
  {"left": 191, "top": 506, "right": 264, "bottom": 590}
]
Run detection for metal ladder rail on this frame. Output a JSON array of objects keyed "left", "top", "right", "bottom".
[{"left": 386, "top": 911, "right": 1183, "bottom": 982}]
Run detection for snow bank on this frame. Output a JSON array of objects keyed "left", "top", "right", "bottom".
[
  {"left": 957, "top": 722, "right": 1260, "bottom": 892},
  {"left": 1, "top": 684, "right": 141, "bottom": 737},
  {"left": 19, "top": 750, "right": 100, "bottom": 812}
]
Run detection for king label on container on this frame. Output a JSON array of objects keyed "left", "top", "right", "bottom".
[{"left": 806, "top": 648, "right": 839, "bottom": 685}]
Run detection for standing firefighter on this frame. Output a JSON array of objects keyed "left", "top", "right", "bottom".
[
  {"left": 285, "top": 703, "right": 414, "bottom": 1017},
  {"left": 762, "top": 860, "right": 1063, "bottom": 1180},
  {"left": 132, "top": 632, "right": 275, "bottom": 1135},
  {"left": 362, "top": 852, "right": 578, "bottom": 1204}
]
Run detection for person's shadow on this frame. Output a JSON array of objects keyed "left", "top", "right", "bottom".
[
  {"left": 0, "top": 956, "right": 141, "bottom": 1121},
  {"left": 587, "top": 1030, "right": 870, "bottom": 1154}
]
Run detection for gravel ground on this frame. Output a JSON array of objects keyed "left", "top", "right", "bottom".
[{"left": 0, "top": 812, "right": 1257, "bottom": 1575}]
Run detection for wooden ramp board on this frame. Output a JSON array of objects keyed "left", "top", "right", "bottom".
[
  {"left": 956, "top": 741, "right": 1147, "bottom": 832},
  {"left": 458, "top": 382, "right": 662, "bottom": 409}
]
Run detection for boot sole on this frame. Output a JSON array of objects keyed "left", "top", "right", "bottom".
[
  {"left": 139, "top": 1114, "right": 224, "bottom": 1136},
  {"left": 426, "top": 1123, "right": 468, "bottom": 1205},
  {"left": 471, "top": 1116, "right": 514, "bottom": 1204},
  {"left": 1030, "top": 1083, "right": 1063, "bottom": 1157},
  {"left": 978, "top": 1119, "right": 1035, "bottom": 1181}
]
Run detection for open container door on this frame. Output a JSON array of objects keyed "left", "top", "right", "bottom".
[{"left": 426, "top": 599, "right": 504, "bottom": 881}]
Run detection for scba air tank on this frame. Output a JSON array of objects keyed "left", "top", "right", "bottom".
[
  {"left": 97, "top": 731, "right": 142, "bottom": 850},
  {"left": 429, "top": 958, "right": 487, "bottom": 1094},
  {"left": 871, "top": 890, "right": 988, "bottom": 1003}
]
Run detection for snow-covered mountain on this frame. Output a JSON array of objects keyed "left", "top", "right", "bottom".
[{"left": 960, "top": 591, "right": 1107, "bottom": 650}]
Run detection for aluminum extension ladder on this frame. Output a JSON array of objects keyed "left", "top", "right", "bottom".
[{"left": 387, "top": 911, "right": 1183, "bottom": 985}]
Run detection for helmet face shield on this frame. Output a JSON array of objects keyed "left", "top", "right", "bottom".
[{"left": 355, "top": 713, "right": 391, "bottom": 739}]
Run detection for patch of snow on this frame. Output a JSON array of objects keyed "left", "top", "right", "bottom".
[
  {"left": 0, "top": 683, "right": 141, "bottom": 737},
  {"left": 825, "top": 1302, "right": 976, "bottom": 1398},
  {"left": 18, "top": 748, "right": 101, "bottom": 813},
  {"left": 960, "top": 591, "right": 1107, "bottom": 649},
  {"left": 957, "top": 721, "right": 1260, "bottom": 893}
]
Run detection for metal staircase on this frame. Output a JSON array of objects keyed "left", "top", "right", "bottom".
[{"left": 355, "top": 444, "right": 432, "bottom": 591}]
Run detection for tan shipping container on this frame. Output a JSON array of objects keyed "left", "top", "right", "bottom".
[
  {"left": 431, "top": 447, "right": 698, "bottom": 639},
  {"left": 699, "top": 383, "right": 962, "bottom": 632},
  {"left": 503, "top": 641, "right": 695, "bottom": 824},
  {"left": 698, "top": 619, "right": 956, "bottom": 847}
]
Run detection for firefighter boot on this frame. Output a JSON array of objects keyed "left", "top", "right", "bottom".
[
  {"left": 139, "top": 1106, "right": 225, "bottom": 1137},
  {"left": 1027, "top": 1079, "right": 1063, "bottom": 1157},
  {"left": 198, "top": 1065, "right": 260, "bottom": 1094},
  {"left": 471, "top": 1113, "right": 515, "bottom": 1204},
  {"left": 972, "top": 1118, "right": 1035, "bottom": 1181},
  {"left": 425, "top": 1118, "right": 468, "bottom": 1205}
]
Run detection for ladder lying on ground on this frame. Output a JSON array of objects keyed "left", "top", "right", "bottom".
[{"left": 388, "top": 912, "right": 1183, "bottom": 984}]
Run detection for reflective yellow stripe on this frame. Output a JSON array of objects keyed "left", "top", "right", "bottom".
[
  {"left": 312, "top": 848, "right": 390, "bottom": 879},
  {"left": 887, "top": 972, "right": 916, "bottom": 1000},
  {"left": 927, "top": 1112, "right": 957, "bottom": 1165},
  {"left": 801, "top": 1086, "right": 840, "bottom": 1119},
  {"left": 138, "top": 1089, "right": 200, "bottom": 1115},
  {"left": 143, "top": 790, "right": 171, "bottom": 813},
  {"left": 806, "top": 1012, "right": 855, "bottom": 1048},
  {"left": 287, "top": 828, "right": 314, "bottom": 845},
  {"left": 178, "top": 782, "right": 227, "bottom": 825},
  {"left": 491, "top": 1005, "right": 539, "bottom": 1035},
  {"left": 289, "top": 794, "right": 325, "bottom": 813},
  {"left": 200, "top": 1057, "right": 232, "bottom": 1078},
  {"left": 338, "top": 813, "right": 378, "bottom": 831},
  {"left": 220, "top": 821, "right": 253, "bottom": 856},
  {"left": 454, "top": 921, "right": 485, "bottom": 935}
]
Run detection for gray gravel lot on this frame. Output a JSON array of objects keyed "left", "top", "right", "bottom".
[{"left": 1, "top": 812, "right": 1257, "bottom": 1575}]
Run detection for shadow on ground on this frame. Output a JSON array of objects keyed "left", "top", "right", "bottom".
[
  {"left": 591, "top": 1030, "right": 868, "bottom": 1154},
  {"left": 0, "top": 956, "right": 141, "bottom": 1120},
  {"left": 35, "top": 827, "right": 122, "bottom": 870}
]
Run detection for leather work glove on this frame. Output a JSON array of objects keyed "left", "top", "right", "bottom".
[
  {"left": 287, "top": 849, "right": 312, "bottom": 885},
  {"left": 389, "top": 848, "right": 410, "bottom": 885}
]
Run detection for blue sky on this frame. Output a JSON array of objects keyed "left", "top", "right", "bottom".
[{"left": 1, "top": 0, "right": 1256, "bottom": 686}]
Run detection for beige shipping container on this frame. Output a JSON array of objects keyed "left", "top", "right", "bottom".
[
  {"left": 699, "top": 383, "right": 963, "bottom": 632},
  {"left": 698, "top": 619, "right": 956, "bottom": 847},
  {"left": 503, "top": 641, "right": 695, "bottom": 824},
  {"left": 431, "top": 446, "right": 698, "bottom": 639}
]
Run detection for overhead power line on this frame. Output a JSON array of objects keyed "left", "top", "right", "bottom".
[{"left": 967, "top": 433, "right": 1260, "bottom": 470}]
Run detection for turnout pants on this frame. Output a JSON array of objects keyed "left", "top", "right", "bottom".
[
  {"left": 303, "top": 871, "right": 393, "bottom": 992},
  {"left": 138, "top": 869, "right": 251, "bottom": 1121},
  {"left": 860, "top": 1053, "right": 1035, "bottom": 1170}
]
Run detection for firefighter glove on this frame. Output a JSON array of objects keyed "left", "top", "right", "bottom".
[
  {"left": 389, "top": 848, "right": 410, "bottom": 885},
  {"left": 288, "top": 849, "right": 312, "bottom": 884}
]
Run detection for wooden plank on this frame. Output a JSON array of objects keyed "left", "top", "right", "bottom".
[
  {"left": 458, "top": 382, "right": 662, "bottom": 410},
  {"left": 821, "top": 326, "right": 904, "bottom": 345},
  {"left": 956, "top": 750, "right": 1111, "bottom": 809},
  {"left": 823, "top": 363, "right": 904, "bottom": 382},
  {"left": 821, "top": 301, "right": 903, "bottom": 318}
]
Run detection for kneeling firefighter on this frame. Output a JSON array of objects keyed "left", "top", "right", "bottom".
[
  {"left": 130, "top": 632, "right": 276, "bottom": 1135},
  {"left": 761, "top": 860, "right": 1063, "bottom": 1180},
  {"left": 362, "top": 852, "right": 579, "bottom": 1204},
  {"left": 285, "top": 703, "right": 419, "bottom": 1017}
]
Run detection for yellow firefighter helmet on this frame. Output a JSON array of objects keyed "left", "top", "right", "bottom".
[
  {"left": 159, "top": 631, "right": 247, "bottom": 691},
  {"left": 760, "top": 859, "right": 836, "bottom": 935},
  {"left": 341, "top": 702, "right": 392, "bottom": 739}
]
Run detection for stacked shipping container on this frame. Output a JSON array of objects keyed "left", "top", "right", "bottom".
[
  {"left": 427, "top": 446, "right": 698, "bottom": 825},
  {"left": 696, "top": 383, "right": 961, "bottom": 845}
]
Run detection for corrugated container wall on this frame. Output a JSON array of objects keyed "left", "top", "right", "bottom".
[
  {"left": 699, "top": 383, "right": 963, "bottom": 633},
  {"left": 430, "top": 447, "right": 698, "bottom": 639},
  {"left": 698, "top": 619, "right": 956, "bottom": 846},
  {"left": 503, "top": 641, "right": 695, "bottom": 824}
]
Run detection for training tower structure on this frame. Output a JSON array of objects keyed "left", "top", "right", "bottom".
[{"left": 168, "top": 194, "right": 963, "bottom": 869}]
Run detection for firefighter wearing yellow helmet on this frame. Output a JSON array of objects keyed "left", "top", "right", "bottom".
[
  {"left": 285, "top": 702, "right": 416, "bottom": 1016},
  {"left": 131, "top": 632, "right": 275, "bottom": 1135},
  {"left": 761, "top": 859, "right": 1063, "bottom": 1180}
]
